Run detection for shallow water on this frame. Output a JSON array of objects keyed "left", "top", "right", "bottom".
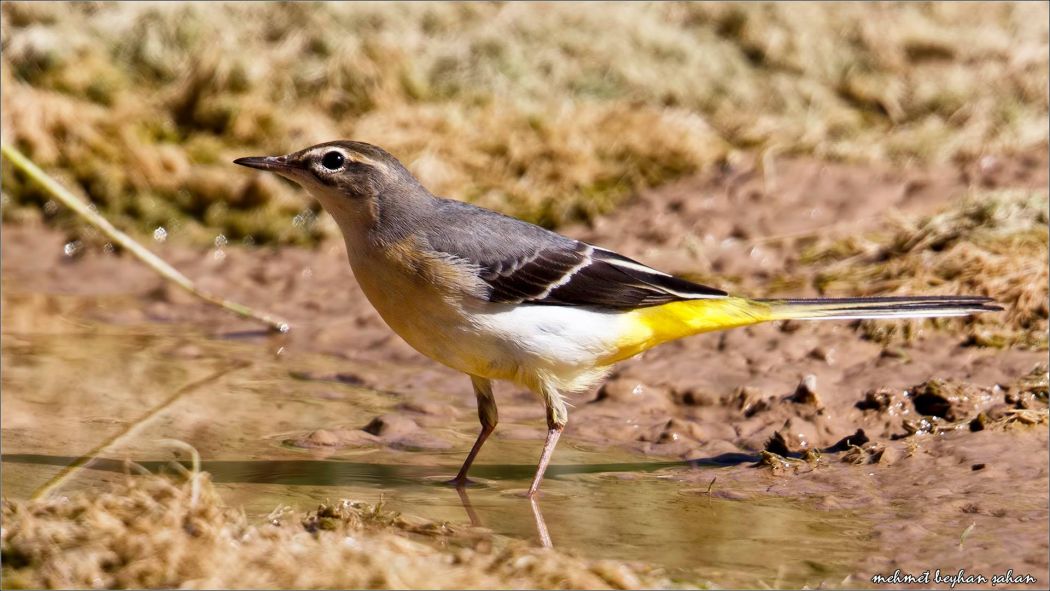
[{"left": 1, "top": 290, "right": 872, "bottom": 587}]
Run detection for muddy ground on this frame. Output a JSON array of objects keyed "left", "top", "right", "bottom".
[{"left": 2, "top": 150, "right": 1048, "bottom": 587}]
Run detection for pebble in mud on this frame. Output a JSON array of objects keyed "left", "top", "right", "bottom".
[
  {"left": 778, "top": 417, "right": 820, "bottom": 451},
  {"left": 362, "top": 414, "right": 419, "bottom": 437},
  {"left": 764, "top": 431, "right": 793, "bottom": 456},
  {"left": 284, "top": 429, "right": 380, "bottom": 449},
  {"left": 841, "top": 442, "right": 897, "bottom": 465},
  {"left": 592, "top": 378, "right": 674, "bottom": 411},
  {"left": 908, "top": 379, "right": 992, "bottom": 422},
  {"left": 856, "top": 387, "right": 907, "bottom": 414},
  {"left": 825, "top": 429, "right": 870, "bottom": 452},
  {"left": 808, "top": 346, "right": 836, "bottom": 365},
  {"left": 361, "top": 414, "right": 452, "bottom": 451},
  {"left": 724, "top": 386, "right": 770, "bottom": 417},
  {"left": 671, "top": 386, "right": 718, "bottom": 406},
  {"left": 634, "top": 418, "right": 740, "bottom": 458},
  {"left": 789, "top": 374, "right": 823, "bottom": 407},
  {"left": 646, "top": 418, "right": 702, "bottom": 444}
]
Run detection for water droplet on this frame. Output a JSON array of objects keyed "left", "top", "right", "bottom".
[
  {"left": 63, "top": 240, "right": 82, "bottom": 257},
  {"left": 293, "top": 209, "right": 317, "bottom": 229},
  {"left": 214, "top": 234, "right": 228, "bottom": 248},
  {"left": 212, "top": 249, "right": 226, "bottom": 262},
  {"left": 153, "top": 227, "right": 168, "bottom": 242},
  {"left": 43, "top": 200, "right": 59, "bottom": 215},
  {"left": 103, "top": 243, "right": 115, "bottom": 254},
  {"left": 979, "top": 155, "right": 999, "bottom": 174}
]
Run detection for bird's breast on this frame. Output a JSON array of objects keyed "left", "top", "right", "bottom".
[{"left": 344, "top": 238, "right": 497, "bottom": 376}]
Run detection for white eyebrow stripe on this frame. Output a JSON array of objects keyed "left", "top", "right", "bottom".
[{"left": 349, "top": 154, "right": 387, "bottom": 170}]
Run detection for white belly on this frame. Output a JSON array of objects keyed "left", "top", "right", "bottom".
[{"left": 464, "top": 302, "right": 628, "bottom": 391}]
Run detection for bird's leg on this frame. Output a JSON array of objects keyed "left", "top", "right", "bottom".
[
  {"left": 449, "top": 375, "right": 497, "bottom": 487},
  {"left": 527, "top": 387, "right": 567, "bottom": 497}
]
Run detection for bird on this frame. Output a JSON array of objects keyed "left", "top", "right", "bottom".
[{"left": 235, "top": 140, "right": 1001, "bottom": 497}]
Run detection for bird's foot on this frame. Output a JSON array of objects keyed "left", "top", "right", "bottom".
[{"left": 445, "top": 476, "right": 478, "bottom": 489}]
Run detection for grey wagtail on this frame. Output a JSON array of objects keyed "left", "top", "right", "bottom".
[{"left": 235, "top": 141, "right": 1000, "bottom": 496}]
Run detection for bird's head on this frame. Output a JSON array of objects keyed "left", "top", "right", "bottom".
[{"left": 235, "top": 140, "right": 424, "bottom": 231}]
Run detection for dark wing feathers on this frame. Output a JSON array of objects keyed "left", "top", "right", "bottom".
[
  {"left": 422, "top": 198, "right": 726, "bottom": 310},
  {"left": 481, "top": 247, "right": 587, "bottom": 302},
  {"left": 546, "top": 247, "right": 726, "bottom": 308}
]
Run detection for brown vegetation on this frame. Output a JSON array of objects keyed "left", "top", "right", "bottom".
[
  {"left": 801, "top": 189, "right": 1049, "bottom": 348},
  {"left": 3, "top": 2, "right": 1047, "bottom": 243}
]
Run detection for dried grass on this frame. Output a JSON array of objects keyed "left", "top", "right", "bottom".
[
  {"left": 802, "top": 190, "right": 1049, "bottom": 348},
  {"left": 2, "top": 2, "right": 1047, "bottom": 243},
  {"left": 1, "top": 473, "right": 681, "bottom": 589}
]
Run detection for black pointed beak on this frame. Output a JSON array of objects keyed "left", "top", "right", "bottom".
[{"left": 233, "top": 155, "right": 294, "bottom": 172}]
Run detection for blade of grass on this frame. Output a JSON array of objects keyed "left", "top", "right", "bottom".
[{"left": 1, "top": 142, "right": 289, "bottom": 333}]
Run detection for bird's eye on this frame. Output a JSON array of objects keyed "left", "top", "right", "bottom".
[{"left": 321, "top": 151, "right": 345, "bottom": 170}]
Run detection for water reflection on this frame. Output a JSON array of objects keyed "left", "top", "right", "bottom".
[
  {"left": 529, "top": 497, "right": 553, "bottom": 548},
  {"left": 1, "top": 454, "right": 682, "bottom": 489}
]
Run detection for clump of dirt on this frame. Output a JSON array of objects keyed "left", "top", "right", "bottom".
[
  {"left": 802, "top": 190, "right": 1049, "bottom": 348},
  {"left": 362, "top": 414, "right": 453, "bottom": 451},
  {"left": 969, "top": 363, "right": 1050, "bottom": 432},
  {"left": 1, "top": 473, "right": 677, "bottom": 589},
  {"left": 282, "top": 428, "right": 380, "bottom": 450},
  {"left": 855, "top": 364, "right": 1050, "bottom": 439},
  {"left": 281, "top": 414, "right": 453, "bottom": 452},
  {"left": 908, "top": 379, "right": 995, "bottom": 422}
]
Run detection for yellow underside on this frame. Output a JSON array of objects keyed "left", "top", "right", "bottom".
[{"left": 601, "top": 297, "right": 774, "bottom": 365}]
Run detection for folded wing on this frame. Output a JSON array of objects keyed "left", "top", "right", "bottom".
[
  {"left": 477, "top": 243, "right": 725, "bottom": 308},
  {"left": 421, "top": 198, "right": 726, "bottom": 310}
]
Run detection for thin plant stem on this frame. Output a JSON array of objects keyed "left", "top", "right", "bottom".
[{"left": 1, "top": 142, "right": 289, "bottom": 333}]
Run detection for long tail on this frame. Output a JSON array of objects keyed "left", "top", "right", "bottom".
[
  {"left": 760, "top": 295, "right": 1002, "bottom": 321},
  {"left": 609, "top": 295, "right": 1001, "bottom": 364}
]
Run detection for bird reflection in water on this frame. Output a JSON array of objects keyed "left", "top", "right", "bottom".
[{"left": 454, "top": 485, "right": 552, "bottom": 548}]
